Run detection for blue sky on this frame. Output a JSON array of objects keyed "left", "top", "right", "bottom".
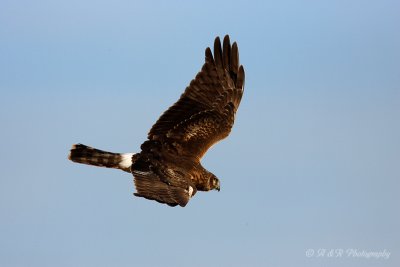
[{"left": 1, "top": 0, "right": 399, "bottom": 266}]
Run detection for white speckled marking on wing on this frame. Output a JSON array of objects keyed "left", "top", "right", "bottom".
[
  {"left": 133, "top": 170, "right": 152, "bottom": 176},
  {"left": 188, "top": 186, "right": 194, "bottom": 198}
]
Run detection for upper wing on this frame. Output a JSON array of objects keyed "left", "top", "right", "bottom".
[{"left": 147, "top": 35, "right": 245, "bottom": 160}]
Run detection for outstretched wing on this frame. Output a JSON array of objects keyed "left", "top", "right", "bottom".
[
  {"left": 133, "top": 171, "right": 193, "bottom": 207},
  {"left": 148, "top": 35, "right": 245, "bottom": 160},
  {"left": 131, "top": 155, "right": 197, "bottom": 207}
]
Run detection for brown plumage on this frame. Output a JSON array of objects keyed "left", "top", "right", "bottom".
[{"left": 68, "top": 35, "right": 245, "bottom": 207}]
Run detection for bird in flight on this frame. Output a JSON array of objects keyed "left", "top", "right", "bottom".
[{"left": 68, "top": 35, "right": 245, "bottom": 207}]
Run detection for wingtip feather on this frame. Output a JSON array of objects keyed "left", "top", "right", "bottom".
[
  {"left": 205, "top": 47, "right": 213, "bottom": 63},
  {"left": 222, "top": 35, "right": 231, "bottom": 69},
  {"left": 237, "top": 65, "right": 245, "bottom": 89},
  {"left": 213, "top": 36, "right": 223, "bottom": 67},
  {"left": 231, "top": 42, "right": 239, "bottom": 72}
]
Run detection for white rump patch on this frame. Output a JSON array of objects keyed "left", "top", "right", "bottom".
[{"left": 119, "top": 153, "right": 134, "bottom": 169}]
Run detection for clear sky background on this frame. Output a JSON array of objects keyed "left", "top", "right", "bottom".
[{"left": 0, "top": 1, "right": 399, "bottom": 266}]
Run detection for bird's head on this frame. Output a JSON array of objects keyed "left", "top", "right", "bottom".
[{"left": 209, "top": 174, "right": 221, "bottom": 192}]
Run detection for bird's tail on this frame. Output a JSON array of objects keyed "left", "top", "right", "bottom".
[{"left": 68, "top": 144, "right": 134, "bottom": 173}]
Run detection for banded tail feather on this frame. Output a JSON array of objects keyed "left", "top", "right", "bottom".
[{"left": 68, "top": 144, "right": 134, "bottom": 173}]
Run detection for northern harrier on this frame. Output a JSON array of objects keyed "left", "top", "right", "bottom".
[{"left": 68, "top": 35, "right": 245, "bottom": 207}]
